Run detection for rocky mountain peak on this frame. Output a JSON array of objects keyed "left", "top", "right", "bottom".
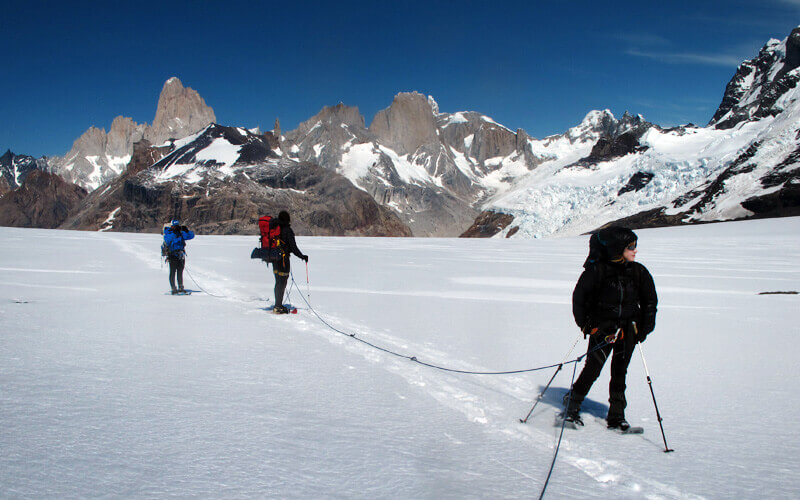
[
  {"left": 369, "top": 92, "right": 439, "bottom": 155},
  {"left": 50, "top": 77, "right": 215, "bottom": 191},
  {"left": 300, "top": 103, "right": 365, "bottom": 133},
  {"left": 1, "top": 150, "right": 52, "bottom": 195},
  {"left": 143, "top": 76, "right": 216, "bottom": 145},
  {"left": 71, "top": 126, "right": 108, "bottom": 156},
  {"left": 566, "top": 109, "right": 617, "bottom": 143},
  {"left": 107, "top": 116, "right": 146, "bottom": 157},
  {"left": 710, "top": 26, "right": 800, "bottom": 129}
]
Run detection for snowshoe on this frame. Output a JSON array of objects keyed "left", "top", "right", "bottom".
[
  {"left": 607, "top": 418, "right": 643, "bottom": 434},
  {"left": 555, "top": 411, "right": 583, "bottom": 429}
]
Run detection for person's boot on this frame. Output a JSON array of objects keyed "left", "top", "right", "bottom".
[
  {"left": 562, "top": 391, "right": 585, "bottom": 426},
  {"left": 606, "top": 416, "right": 631, "bottom": 431},
  {"left": 273, "top": 305, "right": 288, "bottom": 314},
  {"left": 607, "top": 392, "right": 629, "bottom": 430}
]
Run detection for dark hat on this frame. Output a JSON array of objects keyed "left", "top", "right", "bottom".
[
  {"left": 584, "top": 226, "right": 637, "bottom": 267},
  {"left": 278, "top": 211, "right": 290, "bottom": 224},
  {"left": 599, "top": 226, "right": 637, "bottom": 258}
]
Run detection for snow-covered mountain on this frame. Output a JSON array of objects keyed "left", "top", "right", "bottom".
[
  {"left": 471, "top": 26, "right": 800, "bottom": 238},
  {"left": 279, "top": 92, "right": 670, "bottom": 237},
  {"left": 280, "top": 93, "right": 545, "bottom": 236},
  {"left": 710, "top": 27, "right": 800, "bottom": 129},
  {"left": 0, "top": 149, "right": 50, "bottom": 196},
  {"left": 8, "top": 27, "right": 800, "bottom": 237},
  {"left": 62, "top": 124, "right": 410, "bottom": 236},
  {"left": 49, "top": 77, "right": 215, "bottom": 191}
]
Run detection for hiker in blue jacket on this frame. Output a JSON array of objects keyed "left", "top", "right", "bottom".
[{"left": 163, "top": 219, "right": 195, "bottom": 294}]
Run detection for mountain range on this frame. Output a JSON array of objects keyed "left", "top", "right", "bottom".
[{"left": 2, "top": 26, "right": 799, "bottom": 237}]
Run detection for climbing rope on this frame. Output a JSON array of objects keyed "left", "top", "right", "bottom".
[
  {"left": 539, "top": 360, "right": 579, "bottom": 499},
  {"left": 288, "top": 272, "right": 607, "bottom": 376}
]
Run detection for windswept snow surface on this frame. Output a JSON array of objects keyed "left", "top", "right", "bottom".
[{"left": 2, "top": 219, "right": 799, "bottom": 498}]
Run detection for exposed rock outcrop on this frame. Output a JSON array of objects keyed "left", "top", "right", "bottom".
[
  {"left": 460, "top": 210, "right": 515, "bottom": 237},
  {"left": 143, "top": 77, "right": 216, "bottom": 145},
  {"left": 1, "top": 149, "right": 49, "bottom": 194},
  {"left": 0, "top": 170, "right": 87, "bottom": 228},
  {"left": 369, "top": 92, "right": 439, "bottom": 155}
]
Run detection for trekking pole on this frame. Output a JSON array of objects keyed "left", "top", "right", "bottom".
[
  {"left": 519, "top": 363, "right": 562, "bottom": 424},
  {"left": 305, "top": 261, "right": 310, "bottom": 300},
  {"left": 638, "top": 342, "right": 674, "bottom": 453},
  {"left": 518, "top": 329, "right": 584, "bottom": 424}
]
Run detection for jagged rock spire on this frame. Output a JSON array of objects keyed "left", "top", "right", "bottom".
[{"left": 143, "top": 77, "right": 216, "bottom": 145}]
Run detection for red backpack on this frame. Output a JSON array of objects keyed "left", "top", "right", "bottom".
[
  {"left": 251, "top": 215, "right": 284, "bottom": 263},
  {"left": 258, "top": 215, "right": 282, "bottom": 249}
]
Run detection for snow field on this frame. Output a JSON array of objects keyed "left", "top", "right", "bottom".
[{"left": 1, "top": 219, "right": 799, "bottom": 498}]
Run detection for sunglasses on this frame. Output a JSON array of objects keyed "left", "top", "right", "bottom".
[{"left": 626, "top": 242, "right": 637, "bottom": 251}]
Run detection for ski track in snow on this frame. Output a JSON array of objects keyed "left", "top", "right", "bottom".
[{"left": 111, "top": 235, "right": 696, "bottom": 498}]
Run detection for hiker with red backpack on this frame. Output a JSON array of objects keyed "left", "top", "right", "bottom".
[
  {"left": 563, "top": 226, "right": 658, "bottom": 431},
  {"left": 255, "top": 211, "right": 308, "bottom": 314}
]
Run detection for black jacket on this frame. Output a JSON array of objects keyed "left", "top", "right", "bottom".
[
  {"left": 271, "top": 221, "right": 305, "bottom": 273},
  {"left": 572, "top": 260, "right": 658, "bottom": 335},
  {"left": 278, "top": 222, "right": 303, "bottom": 259}
]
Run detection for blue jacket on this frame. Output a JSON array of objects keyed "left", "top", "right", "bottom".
[{"left": 163, "top": 227, "right": 195, "bottom": 254}]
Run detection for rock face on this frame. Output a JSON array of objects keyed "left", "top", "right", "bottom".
[
  {"left": 53, "top": 117, "right": 146, "bottom": 190},
  {"left": 52, "top": 77, "right": 214, "bottom": 191},
  {"left": 369, "top": 92, "right": 439, "bottom": 155},
  {"left": 710, "top": 27, "right": 800, "bottom": 129},
  {"left": 143, "top": 77, "right": 216, "bottom": 146},
  {"left": 0, "top": 149, "right": 49, "bottom": 195},
  {"left": 574, "top": 113, "right": 652, "bottom": 166},
  {"left": 62, "top": 125, "right": 411, "bottom": 237},
  {"left": 0, "top": 170, "right": 87, "bottom": 228},
  {"left": 460, "top": 211, "right": 515, "bottom": 238}
]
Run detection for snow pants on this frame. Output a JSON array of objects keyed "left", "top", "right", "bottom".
[
  {"left": 273, "top": 257, "right": 290, "bottom": 307},
  {"left": 571, "top": 324, "right": 638, "bottom": 419},
  {"left": 168, "top": 254, "right": 185, "bottom": 291}
]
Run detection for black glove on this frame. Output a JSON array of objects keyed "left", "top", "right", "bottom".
[
  {"left": 301, "top": 254, "right": 309, "bottom": 262},
  {"left": 181, "top": 225, "right": 189, "bottom": 232},
  {"left": 631, "top": 320, "right": 652, "bottom": 343}
]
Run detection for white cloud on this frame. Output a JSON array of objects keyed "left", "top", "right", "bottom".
[{"left": 626, "top": 49, "right": 743, "bottom": 67}]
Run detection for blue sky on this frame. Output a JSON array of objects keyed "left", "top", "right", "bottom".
[{"left": 2, "top": 0, "right": 798, "bottom": 157}]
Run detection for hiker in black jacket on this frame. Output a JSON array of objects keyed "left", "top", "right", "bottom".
[
  {"left": 272, "top": 211, "right": 308, "bottom": 314},
  {"left": 564, "top": 226, "right": 658, "bottom": 431}
]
